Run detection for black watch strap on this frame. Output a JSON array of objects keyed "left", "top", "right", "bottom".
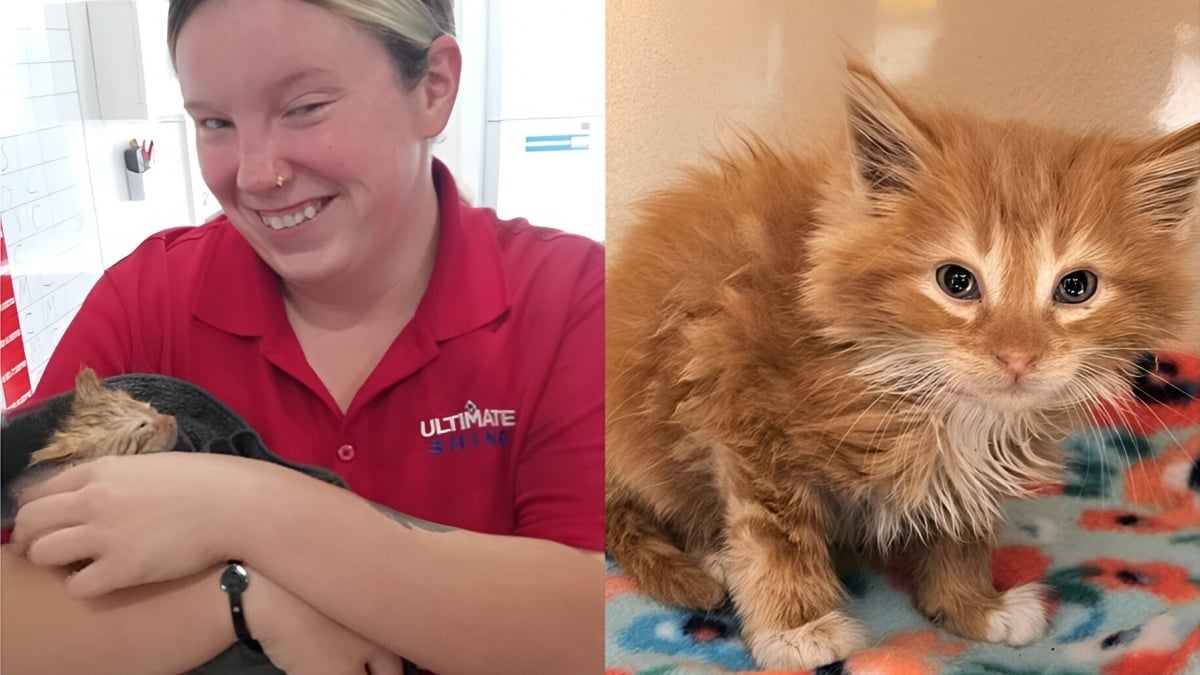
[{"left": 219, "top": 561, "right": 264, "bottom": 653}]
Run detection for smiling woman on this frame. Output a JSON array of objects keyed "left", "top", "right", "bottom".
[
  {"left": 173, "top": 0, "right": 449, "bottom": 307},
  {"left": 0, "top": 1, "right": 604, "bottom": 674}
]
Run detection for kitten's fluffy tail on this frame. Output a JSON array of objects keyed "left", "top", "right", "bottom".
[{"left": 607, "top": 492, "right": 726, "bottom": 609}]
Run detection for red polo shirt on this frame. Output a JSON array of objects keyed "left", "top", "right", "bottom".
[{"left": 26, "top": 160, "right": 604, "bottom": 551}]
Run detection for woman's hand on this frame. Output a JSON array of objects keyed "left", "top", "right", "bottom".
[
  {"left": 8, "top": 453, "right": 281, "bottom": 598},
  {"left": 245, "top": 567, "right": 408, "bottom": 675}
]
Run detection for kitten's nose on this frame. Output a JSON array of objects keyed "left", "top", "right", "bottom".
[{"left": 995, "top": 350, "right": 1036, "bottom": 380}]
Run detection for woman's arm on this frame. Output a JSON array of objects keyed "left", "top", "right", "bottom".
[
  {"left": 7, "top": 454, "right": 604, "bottom": 673},
  {"left": 237, "top": 464, "right": 606, "bottom": 675},
  {"left": 1, "top": 548, "right": 404, "bottom": 675},
  {"left": 0, "top": 549, "right": 235, "bottom": 675}
]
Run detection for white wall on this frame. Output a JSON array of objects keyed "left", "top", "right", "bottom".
[{"left": 607, "top": 0, "right": 1200, "bottom": 243}]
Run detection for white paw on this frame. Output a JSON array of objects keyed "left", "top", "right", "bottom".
[
  {"left": 746, "top": 610, "right": 868, "bottom": 670},
  {"left": 986, "top": 583, "right": 1050, "bottom": 645}
]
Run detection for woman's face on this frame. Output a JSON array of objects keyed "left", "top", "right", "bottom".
[{"left": 174, "top": 0, "right": 459, "bottom": 288}]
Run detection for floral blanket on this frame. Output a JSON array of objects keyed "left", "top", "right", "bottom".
[{"left": 606, "top": 352, "right": 1200, "bottom": 675}]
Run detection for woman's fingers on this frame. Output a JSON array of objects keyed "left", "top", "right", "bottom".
[
  {"left": 9, "top": 491, "right": 88, "bottom": 556},
  {"left": 24, "top": 524, "right": 96, "bottom": 568}
]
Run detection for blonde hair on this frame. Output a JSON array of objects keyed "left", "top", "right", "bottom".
[{"left": 168, "top": 0, "right": 454, "bottom": 87}]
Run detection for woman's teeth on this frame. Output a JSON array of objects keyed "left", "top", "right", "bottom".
[{"left": 265, "top": 202, "right": 321, "bottom": 230}]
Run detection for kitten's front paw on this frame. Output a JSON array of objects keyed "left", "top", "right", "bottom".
[
  {"left": 745, "top": 610, "right": 868, "bottom": 670},
  {"left": 985, "top": 583, "right": 1051, "bottom": 646}
]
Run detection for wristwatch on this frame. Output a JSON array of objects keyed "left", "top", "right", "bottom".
[{"left": 219, "top": 561, "right": 264, "bottom": 653}]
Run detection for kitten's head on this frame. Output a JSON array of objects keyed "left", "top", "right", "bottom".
[
  {"left": 64, "top": 369, "right": 178, "bottom": 455},
  {"left": 803, "top": 62, "right": 1200, "bottom": 415}
]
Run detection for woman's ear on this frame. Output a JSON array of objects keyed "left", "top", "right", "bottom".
[{"left": 416, "top": 34, "right": 462, "bottom": 139}]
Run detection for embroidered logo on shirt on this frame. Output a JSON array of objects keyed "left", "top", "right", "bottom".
[{"left": 421, "top": 401, "right": 516, "bottom": 455}]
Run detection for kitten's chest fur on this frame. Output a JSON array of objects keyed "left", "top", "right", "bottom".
[
  {"left": 820, "top": 402, "right": 1066, "bottom": 550},
  {"left": 689, "top": 362, "right": 1070, "bottom": 551}
]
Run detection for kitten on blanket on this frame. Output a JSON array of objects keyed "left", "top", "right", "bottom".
[
  {"left": 605, "top": 61, "right": 1200, "bottom": 670},
  {"left": 26, "top": 368, "right": 178, "bottom": 467}
]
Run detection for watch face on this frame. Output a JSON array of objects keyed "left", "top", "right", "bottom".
[{"left": 220, "top": 563, "right": 249, "bottom": 592}]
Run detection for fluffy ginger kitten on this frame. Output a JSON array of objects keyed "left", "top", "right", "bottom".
[{"left": 605, "top": 61, "right": 1200, "bottom": 670}]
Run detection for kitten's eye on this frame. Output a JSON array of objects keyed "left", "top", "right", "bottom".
[
  {"left": 936, "top": 264, "right": 980, "bottom": 300},
  {"left": 1054, "top": 270, "right": 1098, "bottom": 304},
  {"left": 136, "top": 421, "right": 149, "bottom": 430}
]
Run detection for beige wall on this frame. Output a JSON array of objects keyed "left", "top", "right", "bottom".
[{"left": 606, "top": 0, "right": 1200, "bottom": 242}]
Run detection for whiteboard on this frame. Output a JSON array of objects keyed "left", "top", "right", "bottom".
[{"left": 0, "top": 2, "right": 105, "bottom": 405}]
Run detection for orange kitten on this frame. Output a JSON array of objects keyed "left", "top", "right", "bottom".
[
  {"left": 605, "top": 61, "right": 1200, "bottom": 669},
  {"left": 27, "top": 369, "right": 178, "bottom": 467}
]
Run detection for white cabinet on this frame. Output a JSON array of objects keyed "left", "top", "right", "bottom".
[{"left": 68, "top": 0, "right": 183, "bottom": 121}]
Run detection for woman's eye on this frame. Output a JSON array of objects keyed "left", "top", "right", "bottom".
[
  {"left": 1054, "top": 270, "right": 1098, "bottom": 304},
  {"left": 199, "top": 118, "right": 230, "bottom": 130},
  {"left": 936, "top": 264, "right": 981, "bottom": 300},
  {"left": 289, "top": 102, "right": 329, "bottom": 116}
]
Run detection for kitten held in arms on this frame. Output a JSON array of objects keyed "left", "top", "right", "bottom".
[
  {"left": 26, "top": 368, "right": 178, "bottom": 468},
  {"left": 605, "top": 61, "right": 1200, "bottom": 670}
]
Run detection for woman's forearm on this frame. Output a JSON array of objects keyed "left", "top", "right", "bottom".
[
  {"left": 239, "top": 468, "right": 605, "bottom": 674},
  {"left": 1, "top": 549, "right": 235, "bottom": 675}
]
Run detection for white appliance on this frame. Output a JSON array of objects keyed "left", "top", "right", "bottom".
[{"left": 476, "top": 0, "right": 604, "bottom": 242}]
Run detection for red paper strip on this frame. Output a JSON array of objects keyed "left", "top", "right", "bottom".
[{"left": 0, "top": 215, "right": 32, "bottom": 409}]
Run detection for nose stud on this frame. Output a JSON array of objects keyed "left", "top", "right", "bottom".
[{"left": 276, "top": 175, "right": 285, "bottom": 188}]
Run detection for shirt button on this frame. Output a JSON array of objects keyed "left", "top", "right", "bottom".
[{"left": 336, "top": 444, "right": 355, "bottom": 461}]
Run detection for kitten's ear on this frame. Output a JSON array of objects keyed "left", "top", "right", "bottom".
[
  {"left": 844, "top": 60, "right": 931, "bottom": 199},
  {"left": 74, "top": 368, "right": 102, "bottom": 399},
  {"left": 1127, "top": 122, "right": 1200, "bottom": 235}
]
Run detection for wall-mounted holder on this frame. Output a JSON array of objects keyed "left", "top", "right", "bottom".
[{"left": 124, "top": 138, "right": 153, "bottom": 201}]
